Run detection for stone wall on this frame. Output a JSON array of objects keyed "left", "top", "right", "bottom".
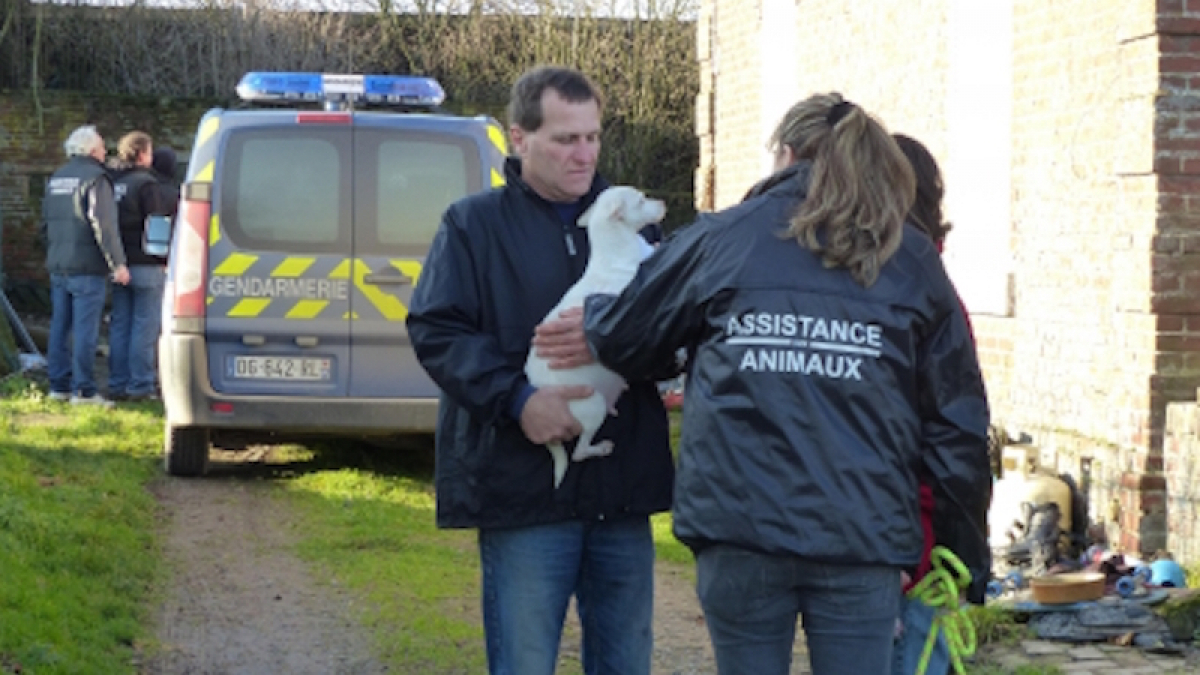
[{"left": 697, "top": 0, "right": 1200, "bottom": 557}]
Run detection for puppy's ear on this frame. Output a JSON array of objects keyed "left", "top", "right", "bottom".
[
  {"left": 577, "top": 204, "right": 595, "bottom": 229},
  {"left": 578, "top": 191, "right": 624, "bottom": 228}
]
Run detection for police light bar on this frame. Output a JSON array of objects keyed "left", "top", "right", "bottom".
[{"left": 236, "top": 72, "right": 446, "bottom": 107}]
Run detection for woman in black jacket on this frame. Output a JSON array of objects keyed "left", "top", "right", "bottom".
[
  {"left": 107, "top": 131, "right": 168, "bottom": 401},
  {"left": 580, "top": 93, "right": 992, "bottom": 675}
]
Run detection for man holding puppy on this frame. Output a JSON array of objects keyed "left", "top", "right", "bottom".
[{"left": 406, "top": 66, "right": 674, "bottom": 675}]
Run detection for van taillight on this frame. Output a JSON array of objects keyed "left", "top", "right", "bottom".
[{"left": 173, "top": 183, "right": 212, "bottom": 319}]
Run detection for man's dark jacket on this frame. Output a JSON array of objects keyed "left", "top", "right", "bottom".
[
  {"left": 41, "top": 155, "right": 124, "bottom": 275},
  {"left": 406, "top": 158, "right": 674, "bottom": 529},
  {"left": 110, "top": 164, "right": 166, "bottom": 266},
  {"left": 584, "top": 164, "right": 993, "bottom": 602}
]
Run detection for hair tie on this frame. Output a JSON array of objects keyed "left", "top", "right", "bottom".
[{"left": 827, "top": 100, "right": 856, "bottom": 126}]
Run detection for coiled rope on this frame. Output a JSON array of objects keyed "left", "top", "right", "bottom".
[{"left": 906, "top": 546, "right": 977, "bottom": 675}]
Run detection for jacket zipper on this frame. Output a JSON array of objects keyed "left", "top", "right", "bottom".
[{"left": 563, "top": 225, "right": 577, "bottom": 257}]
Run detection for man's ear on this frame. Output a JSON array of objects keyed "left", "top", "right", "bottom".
[{"left": 508, "top": 125, "right": 526, "bottom": 155}]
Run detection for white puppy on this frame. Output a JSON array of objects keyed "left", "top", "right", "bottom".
[{"left": 525, "top": 186, "right": 667, "bottom": 488}]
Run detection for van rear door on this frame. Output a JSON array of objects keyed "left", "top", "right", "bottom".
[
  {"left": 205, "top": 121, "right": 353, "bottom": 397},
  {"left": 347, "top": 119, "right": 490, "bottom": 397}
]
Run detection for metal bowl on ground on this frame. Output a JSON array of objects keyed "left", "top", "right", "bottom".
[{"left": 1029, "top": 572, "right": 1106, "bottom": 605}]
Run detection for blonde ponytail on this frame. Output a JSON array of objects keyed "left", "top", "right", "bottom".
[{"left": 772, "top": 94, "right": 915, "bottom": 287}]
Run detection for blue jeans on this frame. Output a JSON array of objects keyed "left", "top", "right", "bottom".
[
  {"left": 108, "top": 265, "right": 166, "bottom": 396},
  {"left": 48, "top": 273, "right": 108, "bottom": 397},
  {"left": 696, "top": 545, "right": 902, "bottom": 675},
  {"left": 478, "top": 517, "right": 654, "bottom": 675}
]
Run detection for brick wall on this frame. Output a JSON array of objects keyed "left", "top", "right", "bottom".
[
  {"left": 699, "top": 0, "right": 1200, "bottom": 557},
  {"left": 1165, "top": 394, "right": 1200, "bottom": 562},
  {"left": 698, "top": 0, "right": 950, "bottom": 210},
  {"left": 0, "top": 90, "right": 214, "bottom": 304}
]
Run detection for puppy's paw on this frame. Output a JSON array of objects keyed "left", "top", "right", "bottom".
[{"left": 572, "top": 440, "right": 614, "bottom": 462}]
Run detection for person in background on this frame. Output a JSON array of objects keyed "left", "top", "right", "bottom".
[
  {"left": 41, "top": 125, "right": 129, "bottom": 407},
  {"left": 107, "top": 130, "right": 167, "bottom": 402},
  {"left": 151, "top": 146, "right": 181, "bottom": 219},
  {"left": 405, "top": 65, "right": 675, "bottom": 675},
  {"left": 577, "top": 93, "right": 992, "bottom": 675},
  {"left": 893, "top": 134, "right": 952, "bottom": 251},
  {"left": 889, "top": 132, "right": 973, "bottom": 675}
]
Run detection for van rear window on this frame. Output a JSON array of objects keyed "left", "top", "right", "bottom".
[
  {"left": 355, "top": 129, "right": 482, "bottom": 254},
  {"left": 218, "top": 128, "right": 351, "bottom": 252}
]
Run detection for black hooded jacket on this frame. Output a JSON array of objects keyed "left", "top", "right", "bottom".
[
  {"left": 109, "top": 161, "right": 166, "bottom": 266},
  {"left": 584, "top": 164, "right": 993, "bottom": 601},
  {"left": 406, "top": 158, "right": 674, "bottom": 529},
  {"left": 152, "top": 147, "right": 181, "bottom": 219}
]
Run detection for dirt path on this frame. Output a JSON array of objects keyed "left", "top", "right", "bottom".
[
  {"left": 141, "top": 477, "right": 386, "bottom": 675},
  {"left": 141, "top": 459, "right": 811, "bottom": 675}
]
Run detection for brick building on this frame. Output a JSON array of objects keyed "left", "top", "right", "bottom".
[{"left": 696, "top": 0, "right": 1200, "bottom": 559}]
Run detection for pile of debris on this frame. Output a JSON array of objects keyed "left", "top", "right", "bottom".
[{"left": 985, "top": 436, "right": 1199, "bottom": 655}]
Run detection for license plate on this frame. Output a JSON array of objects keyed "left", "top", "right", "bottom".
[{"left": 227, "top": 355, "right": 331, "bottom": 381}]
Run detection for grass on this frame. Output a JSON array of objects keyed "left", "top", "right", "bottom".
[
  {"left": 0, "top": 376, "right": 695, "bottom": 674},
  {"left": 277, "top": 443, "right": 490, "bottom": 672},
  {"left": 0, "top": 377, "right": 1052, "bottom": 673},
  {"left": 279, "top": 428, "right": 694, "bottom": 673},
  {"left": 0, "top": 376, "right": 165, "bottom": 674}
]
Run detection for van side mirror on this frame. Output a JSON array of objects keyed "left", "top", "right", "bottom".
[{"left": 143, "top": 215, "right": 173, "bottom": 258}]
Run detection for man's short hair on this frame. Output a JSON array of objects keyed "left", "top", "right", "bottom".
[
  {"left": 64, "top": 125, "right": 104, "bottom": 158},
  {"left": 507, "top": 66, "right": 603, "bottom": 133}
]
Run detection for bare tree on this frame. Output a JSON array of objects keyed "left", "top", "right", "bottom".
[{"left": 0, "top": 0, "right": 698, "bottom": 225}]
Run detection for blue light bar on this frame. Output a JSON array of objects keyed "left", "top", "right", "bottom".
[{"left": 236, "top": 72, "right": 446, "bottom": 107}]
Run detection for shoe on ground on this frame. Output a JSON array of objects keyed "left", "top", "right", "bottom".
[
  {"left": 48, "top": 391, "right": 71, "bottom": 402},
  {"left": 125, "top": 392, "right": 160, "bottom": 403},
  {"left": 109, "top": 391, "right": 129, "bottom": 402},
  {"left": 70, "top": 393, "right": 115, "bottom": 408}
]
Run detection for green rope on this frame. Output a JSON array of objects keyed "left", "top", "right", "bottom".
[{"left": 906, "top": 546, "right": 977, "bottom": 675}]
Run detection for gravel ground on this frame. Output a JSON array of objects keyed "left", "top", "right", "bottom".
[{"left": 138, "top": 458, "right": 811, "bottom": 675}]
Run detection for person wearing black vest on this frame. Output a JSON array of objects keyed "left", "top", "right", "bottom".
[
  {"left": 41, "top": 125, "right": 129, "bottom": 406},
  {"left": 107, "top": 131, "right": 167, "bottom": 402}
]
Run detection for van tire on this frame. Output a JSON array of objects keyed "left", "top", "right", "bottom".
[{"left": 165, "top": 424, "right": 210, "bottom": 477}]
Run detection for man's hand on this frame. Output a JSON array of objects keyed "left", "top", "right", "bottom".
[
  {"left": 533, "top": 307, "right": 594, "bottom": 369},
  {"left": 112, "top": 265, "right": 131, "bottom": 285},
  {"left": 519, "top": 384, "right": 593, "bottom": 445}
]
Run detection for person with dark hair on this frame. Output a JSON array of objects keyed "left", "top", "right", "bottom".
[
  {"left": 42, "top": 125, "right": 129, "bottom": 407},
  {"left": 892, "top": 133, "right": 952, "bottom": 248},
  {"left": 107, "top": 130, "right": 167, "bottom": 401},
  {"left": 405, "top": 65, "right": 674, "bottom": 675},
  {"left": 573, "top": 93, "right": 992, "bottom": 675},
  {"left": 151, "top": 146, "right": 181, "bottom": 219}
]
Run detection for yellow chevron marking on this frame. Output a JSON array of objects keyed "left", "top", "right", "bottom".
[
  {"left": 213, "top": 252, "right": 258, "bottom": 276},
  {"left": 391, "top": 260, "right": 424, "bottom": 287},
  {"left": 286, "top": 299, "right": 328, "bottom": 319},
  {"left": 228, "top": 298, "right": 270, "bottom": 317},
  {"left": 196, "top": 117, "right": 220, "bottom": 149},
  {"left": 343, "top": 310, "right": 359, "bottom": 319},
  {"left": 491, "top": 168, "right": 505, "bottom": 187},
  {"left": 353, "top": 259, "right": 408, "bottom": 321},
  {"left": 210, "top": 213, "right": 221, "bottom": 246},
  {"left": 488, "top": 125, "right": 508, "bottom": 154},
  {"left": 194, "top": 161, "right": 214, "bottom": 183},
  {"left": 328, "top": 259, "right": 352, "bottom": 279},
  {"left": 272, "top": 258, "right": 315, "bottom": 277}
]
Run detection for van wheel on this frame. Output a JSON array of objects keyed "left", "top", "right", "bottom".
[{"left": 165, "top": 425, "right": 210, "bottom": 476}]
